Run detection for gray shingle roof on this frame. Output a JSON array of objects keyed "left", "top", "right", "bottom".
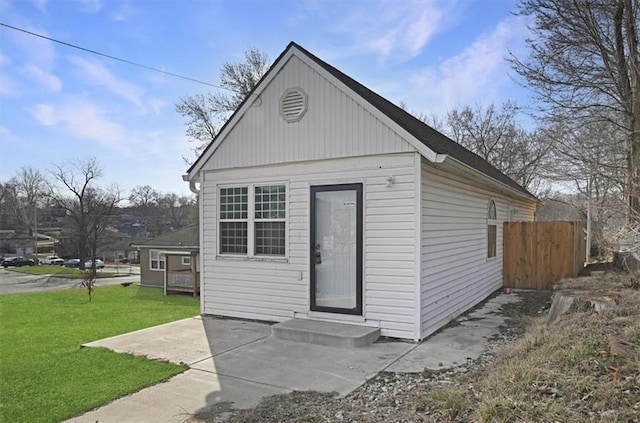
[
  {"left": 188, "top": 42, "right": 534, "bottom": 199},
  {"left": 135, "top": 224, "right": 198, "bottom": 248}
]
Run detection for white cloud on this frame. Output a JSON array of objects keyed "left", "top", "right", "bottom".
[
  {"left": 147, "top": 98, "right": 166, "bottom": 115},
  {"left": 68, "top": 56, "right": 144, "bottom": 108},
  {"left": 406, "top": 15, "right": 530, "bottom": 114},
  {"left": 78, "top": 0, "right": 102, "bottom": 13},
  {"left": 23, "top": 64, "right": 62, "bottom": 92},
  {"left": 0, "top": 73, "right": 20, "bottom": 97},
  {"left": 326, "top": 0, "right": 449, "bottom": 62},
  {"left": 30, "top": 99, "right": 131, "bottom": 154},
  {"left": 0, "top": 125, "right": 21, "bottom": 146},
  {"left": 113, "top": 2, "right": 135, "bottom": 21},
  {"left": 9, "top": 26, "right": 56, "bottom": 69},
  {"left": 33, "top": 0, "right": 48, "bottom": 12},
  {"left": 31, "top": 104, "right": 56, "bottom": 125}
]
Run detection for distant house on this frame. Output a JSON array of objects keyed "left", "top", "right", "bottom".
[
  {"left": 0, "top": 230, "right": 58, "bottom": 256},
  {"left": 184, "top": 42, "right": 538, "bottom": 340},
  {"left": 132, "top": 225, "right": 199, "bottom": 295}
]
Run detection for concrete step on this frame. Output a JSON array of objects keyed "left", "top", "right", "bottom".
[{"left": 271, "top": 319, "right": 380, "bottom": 348}]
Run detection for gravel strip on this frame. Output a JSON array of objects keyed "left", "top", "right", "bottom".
[{"left": 190, "top": 290, "right": 553, "bottom": 423}]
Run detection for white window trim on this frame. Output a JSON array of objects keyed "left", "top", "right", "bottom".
[
  {"left": 149, "top": 249, "right": 166, "bottom": 271},
  {"left": 487, "top": 198, "right": 497, "bottom": 261},
  {"left": 181, "top": 256, "right": 191, "bottom": 266},
  {"left": 217, "top": 182, "right": 289, "bottom": 260}
]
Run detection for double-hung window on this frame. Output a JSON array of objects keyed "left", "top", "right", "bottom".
[
  {"left": 219, "top": 184, "right": 286, "bottom": 257},
  {"left": 150, "top": 249, "right": 165, "bottom": 270},
  {"left": 219, "top": 187, "right": 249, "bottom": 254}
]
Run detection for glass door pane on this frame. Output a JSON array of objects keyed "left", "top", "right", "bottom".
[{"left": 311, "top": 184, "right": 362, "bottom": 314}]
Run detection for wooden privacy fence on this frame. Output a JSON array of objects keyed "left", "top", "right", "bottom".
[{"left": 503, "top": 221, "right": 585, "bottom": 290}]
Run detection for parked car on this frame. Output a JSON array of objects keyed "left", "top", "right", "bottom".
[
  {"left": 85, "top": 259, "right": 105, "bottom": 269},
  {"left": 39, "top": 256, "right": 65, "bottom": 265},
  {"left": 2, "top": 257, "right": 35, "bottom": 268},
  {"left": 64, "top": 258, "right": 106, "bottom": 269},
  {"left": 65, "top": 259, "right": 80, "bottom": 268}
]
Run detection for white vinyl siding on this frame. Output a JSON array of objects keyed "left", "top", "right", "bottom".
[
  {"left": 420, "top": 160, "right": 536, "bottom": 339},
  {"left": 201, "top": 153, "right": 419, "bottom": 339},
  {"left": 201, "top": 56, "right": 414, "bottom": 172}
]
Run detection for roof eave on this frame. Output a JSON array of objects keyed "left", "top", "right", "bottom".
[
  {"left": 185, "top": 44, "right": 299, "bottom": 180},
  {"left": 436, "top": 155, "right": 539, "bottom": 202},
  {"left": 130, "top": 244, "right": 200, "bottom": 250}
]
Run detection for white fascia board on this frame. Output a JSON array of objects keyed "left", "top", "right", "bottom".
[
  {"left": 158, "top": 250, "right": 197, "bottom": 256},
  {"left": 130, "top": 244, "right": 199, "bottom": 250},
  {"left": 186, "top": 50, "right": 298, "bottom": 181},
  {"left": 438, "top": 155, "right": 539, "bottom": 202}
]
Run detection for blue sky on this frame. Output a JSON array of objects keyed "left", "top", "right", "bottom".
[{"left": 0, "top": 0, "right": 532, "bottom": 197}]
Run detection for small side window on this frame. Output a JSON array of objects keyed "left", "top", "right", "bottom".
[
  {"left": 487, "top": 199, "right": 497, "bottom": 259},
  {"left": 150, "top": 250, "right": 165, "bottom": 271},
  {"left": 181, "top": 256, "right": 191, "bottom": 266}
]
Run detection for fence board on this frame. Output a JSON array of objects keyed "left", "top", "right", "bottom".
[{"left": 504, "top": 221, "right": 585, "bottom": 290}]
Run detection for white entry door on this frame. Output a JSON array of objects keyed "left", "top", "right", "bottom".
[{"left": 310, "top": 184, "right": 362, "bottom": 315}]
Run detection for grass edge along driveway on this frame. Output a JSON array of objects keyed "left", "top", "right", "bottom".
[
  {"left": 0, "top": 285, "right": 200, "bottom": 423},
  {"left": 8, "top": 264, "right": 125, "bottom": 278}
]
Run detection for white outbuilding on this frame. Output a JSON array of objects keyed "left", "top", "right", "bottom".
[{"left": 184, "top": 42, "right": 538, "bottom": 341}]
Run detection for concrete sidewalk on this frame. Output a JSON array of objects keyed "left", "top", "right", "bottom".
[{"left": 67, "top": 293, "right": 521, "bottom": 423}]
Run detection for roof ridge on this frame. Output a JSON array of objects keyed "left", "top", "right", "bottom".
[
  {"left": 288, "top": 43, "right": 533, "bottom": 198},
  {"left": 187, "top": 41, "right": 533, "bottom": 199}
]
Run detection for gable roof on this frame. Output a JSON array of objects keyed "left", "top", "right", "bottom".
[
  {"left": 133, "top": 224, "right": 199, "bottom": 249},
  {"left": 186, "top": 42, "right": 535, "bottom": 200}
]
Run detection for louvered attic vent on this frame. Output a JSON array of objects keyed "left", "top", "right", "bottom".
[{"left": 279, "top": 87, "right": 308, "bottom": 122}]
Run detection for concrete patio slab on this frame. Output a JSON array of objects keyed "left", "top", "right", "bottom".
[
  {"left": 387, "top": 292, "right": 521, "bottom": 372},
  {"left": 83, "top": 316, "right": 271, "bottom": 365},
  {"left": 191, "top": 337, "right": 414, "bottom": 395},
  {"left": 70, "top": 292, "right": 522, "bottom": 422},
  {"left": 65, "top": 369, "right": 289, "bottom": 423}
]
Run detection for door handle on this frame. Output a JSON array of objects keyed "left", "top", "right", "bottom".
[{"left": 313, "top": 243, "right": 321, "bottom": 264}]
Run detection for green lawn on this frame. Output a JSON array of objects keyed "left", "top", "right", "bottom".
[
  {"left": 0, "top": 285, "right": 200, "bottom": 422},
  {"left": 9, "top": 265, "right": 121, "bottom": 278}
]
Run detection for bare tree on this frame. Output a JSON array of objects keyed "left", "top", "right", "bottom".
[
  {"left": 0, "top": 168, "right": 47, "bottom": 254},
  {"left": 443, "top": 102, "right": 554, "bottom": 193},
  {"left": 0, "top": 181, "right": 22, "bottom": 231},
  {"left": 157, "top": 193, "right": 196, "bottom": 230},
  {"left": 1, "top": 169, "right": 46, "bottom": 231},
  {"left": 398, "top": 101, "right": 447, "bottom": 132},
  {"left": 176, "top": 47, "right": 270, "bottom": 163},
  {"left": 509, "top": 0, "right": 640, "bottom": 219},
  {"left": 13, "top": 168, "right": 47, "bottom": 253},
  {"left": 128, "top": 185, "right": 159, "bottom": 209},
  {"left": 552, "top": 118, "right": 627, "bottom": 259},
  {"left": 47, "top": 158, "right": 120, "bottom": 299}
]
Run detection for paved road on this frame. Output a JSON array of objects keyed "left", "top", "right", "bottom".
[{"left": 0, "top": 267, "right": 140, "bottom": 295}]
